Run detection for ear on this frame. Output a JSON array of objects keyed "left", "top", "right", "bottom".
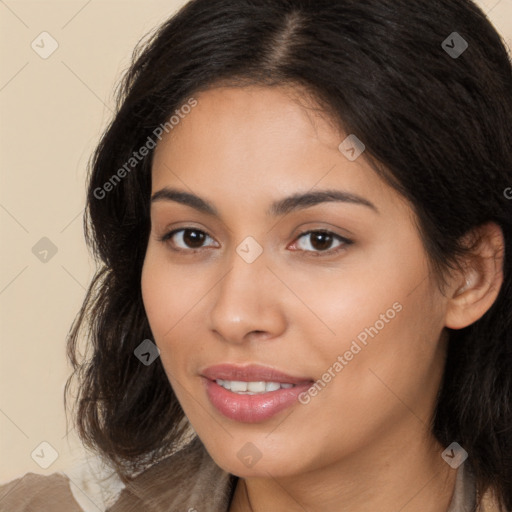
[{"left": 444, "top": 222, "right": 505, "bottom": 330}]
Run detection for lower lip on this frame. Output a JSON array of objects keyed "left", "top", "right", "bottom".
[{"left": 203, "top": 378, "right": 313, "bottom": 423}]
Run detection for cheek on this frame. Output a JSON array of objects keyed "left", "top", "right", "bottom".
[
  {"left": 141, "top": 270, "right": 174, "bottom": 350},
  {"left": 141, "top": 248, "right": 206, "bottom": 339},
  {"left": 294, "top": 242, "right": 444, "bottom": 415},
  {"left": 140, "top": 248, "right": 212, "bottom": 380},
  {"left": 284, "top": 247, "right": 428, "bottom": 366},
  {"left": 303, "top": 279, "right": 445, "bottom": 437}
]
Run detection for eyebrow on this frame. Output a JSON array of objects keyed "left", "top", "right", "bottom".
[{"left": 151, "top": 187, "right": 379, "bottom": 216}]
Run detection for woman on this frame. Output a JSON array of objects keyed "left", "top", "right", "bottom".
[{"left": 1, "top": 0, "right": 511, "bottom": 510}]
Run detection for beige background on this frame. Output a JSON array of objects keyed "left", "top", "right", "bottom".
[{"left": 1, "top": 0, "right": 511, "bottom": 486}]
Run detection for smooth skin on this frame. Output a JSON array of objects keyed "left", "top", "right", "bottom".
[{"left": 141, "top": 85, "right": 504, "bottom": 512}]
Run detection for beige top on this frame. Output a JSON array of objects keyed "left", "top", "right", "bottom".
[{"left": 0, "top": 436, "right": 503, "bottom": 511}]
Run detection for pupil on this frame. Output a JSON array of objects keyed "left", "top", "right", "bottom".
[
  {"left": 312, "top": 232, "right": 332, "bottom": 251},
  {"left": 184, "top": 230, "right": 205, "bottom": 248}
]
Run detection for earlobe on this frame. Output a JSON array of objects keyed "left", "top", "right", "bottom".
[{"left": 444, "top": 223, "right": 505, "bottom": 330}]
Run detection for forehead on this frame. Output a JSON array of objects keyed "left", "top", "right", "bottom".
[
  {"left": 150, "top": 85, "right": 400, "bottom": 217},
  {"left": 153, "top": 85, "right": 340, "bottom": 169}
]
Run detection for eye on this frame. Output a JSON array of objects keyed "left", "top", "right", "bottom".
[
  {"left": 291, "top": 230, "right": 353, "bottom": 256},
  {"left": 158, "top": 228, "right": 353, "bottom": 256},
  {"left": 158, "top": 228, "right": 218, "bottom": 253}
]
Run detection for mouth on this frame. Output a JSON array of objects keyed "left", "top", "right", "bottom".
[
  {"left": 213, "top": 379, "right": 296, "bottom": 394},
  {"left": 200, "top": 364, "right": 315, "bottom": 423},
  {"left": 201, "top": 363, "right": 313, "bottom": 385}
]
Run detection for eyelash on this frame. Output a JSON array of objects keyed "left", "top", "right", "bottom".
[{"left": 157, "top": 228, "right": 353, "bottom": 257}]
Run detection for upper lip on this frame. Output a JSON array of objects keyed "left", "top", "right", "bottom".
[{"left": 201, "top": 364, "right": 314, "bottom": 384}]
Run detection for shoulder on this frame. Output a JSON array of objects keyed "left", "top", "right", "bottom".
[
  {"left": 0, "top": 438, "right": 235, "bottom": 512},
  {"left": 0, "top": 472, "right": 84, "bottom": 512},
  {"left": 108, "top": 436, "right": 236, "bottom": 512}
]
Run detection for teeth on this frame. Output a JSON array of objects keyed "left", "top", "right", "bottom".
[
  {"left": 215, "top": 380, "right": 296, "bottom": 394},
  {"left": 248, "top": 381, "right": 266, "bottom": 392},
  {"left": 265, "top": 382, "right": 281, "bottom": 392},
  {"left": 230, "top": 381, "right": 248, "bottom": 392}
]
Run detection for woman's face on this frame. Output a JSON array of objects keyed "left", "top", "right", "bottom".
[{"left": 141, "top": 85, "right": 450, "bottom": 478}]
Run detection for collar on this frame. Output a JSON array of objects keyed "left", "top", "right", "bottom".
[{"left": 446, "top": 463, "right": 477, "bottom": 512}]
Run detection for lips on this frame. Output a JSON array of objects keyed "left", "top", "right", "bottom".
[
  {"left": 201, "top": 363, "right": 313, "bottom": 385},
  {"left": 200, "top": 364, "right": 315, "bottom": 423}
]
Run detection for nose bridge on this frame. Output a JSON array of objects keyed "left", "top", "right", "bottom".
[
  {"left": 216, "top": 240, "right": 269, "bottom": 315},
  {"left": 208, "top": 238, "right": 285, "bottom": 342}
]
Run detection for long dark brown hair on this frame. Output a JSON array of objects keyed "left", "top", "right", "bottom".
[{"left": 64, "top": 0, "right": 512, "bottom": 508}]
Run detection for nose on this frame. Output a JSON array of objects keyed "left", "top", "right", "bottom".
[{"left": 208, "top": 246, "right": 287, "bottom": 345}]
